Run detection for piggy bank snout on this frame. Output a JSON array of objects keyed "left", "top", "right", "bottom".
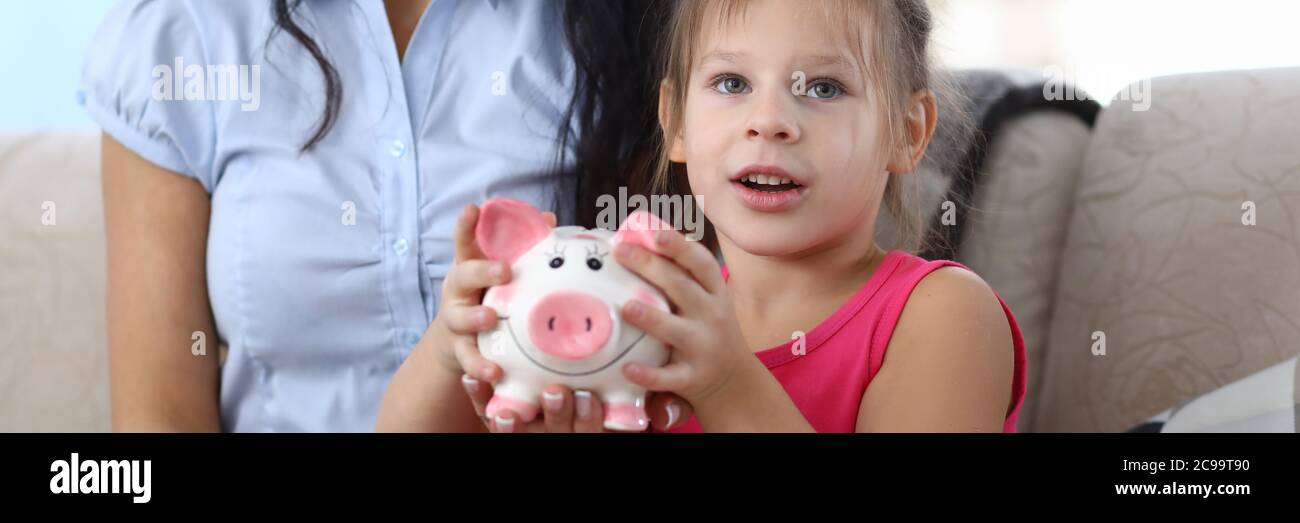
[{"left": 526, "top": 291, "right": 614, "bottom": 360}]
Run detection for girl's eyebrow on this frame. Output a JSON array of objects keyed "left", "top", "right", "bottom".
[
  {"left": 699, "top": 50, "right": 856, "bottom": 74},
  {"left": 800, "top": 54, "right": 860, "bottom": 78},
  {"left": 806, "top": 54, "right": 854, "bottom": 69},
  {"left": 700, "top": 50, "right": 746, "bottom": 66}
]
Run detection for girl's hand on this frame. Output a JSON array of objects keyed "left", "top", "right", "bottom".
[
  {"left": 460, "top": 379, "right": 695, "bottom": 433},
  {"left": 432, "top": 203, "right": 696, "bottom": 433},
  {"left": 375, "top": 203, "right": 538, "bottom": 432},
  {"left": 426, "top": 204, "right": 554, "bottom": 382},
  {"left": 612, "top": 228, "right": 755, "bottom": 406}
]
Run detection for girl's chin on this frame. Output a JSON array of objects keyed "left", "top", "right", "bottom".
[{"left": 716, "top": 223, "right": 816, "bottom": 258}]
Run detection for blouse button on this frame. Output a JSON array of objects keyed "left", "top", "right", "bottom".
[
  {"left": 393, "top": 237, "right": 409, "bottom": 256},
  {"left": 389, "top": 139, "right": 406, "bottom": 158}
]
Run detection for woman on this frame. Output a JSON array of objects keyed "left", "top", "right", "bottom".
[{"left": 87, "top": 0, "right": 687, "bottom": 432}]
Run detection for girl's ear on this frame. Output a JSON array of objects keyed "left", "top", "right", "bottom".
[
  {"left": 885, "top": 89, "right": 939, "bottom": 175},
  {"left": 658, "top": 80, "right": 687, "bottom": 163}
]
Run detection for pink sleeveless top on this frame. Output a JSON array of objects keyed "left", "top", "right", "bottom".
[{"left": 664, "top": 250, "right": 1028, "bottom": 433}]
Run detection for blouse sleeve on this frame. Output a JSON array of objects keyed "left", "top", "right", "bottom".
[{"left": 80, "top": 0, "right": 218, "bottom": 191}]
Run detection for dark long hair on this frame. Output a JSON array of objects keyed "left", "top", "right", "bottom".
[
  {"left": 556, "top": 0, "right": 670, "bottom": 227},
  {"left": 269, "top": 0, "right": 342, "bottom": 153},
  {"left": 270, "top": 0, "right": 671, "bottom": 228}
]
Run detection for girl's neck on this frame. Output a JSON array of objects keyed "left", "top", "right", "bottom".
[{"left": 718, "top": 219, "right": 887, "bottom": 351}]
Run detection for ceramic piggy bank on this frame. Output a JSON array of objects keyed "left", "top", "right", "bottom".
[{"left": 474, "top": 198, "right": 672, "bottom": 431}]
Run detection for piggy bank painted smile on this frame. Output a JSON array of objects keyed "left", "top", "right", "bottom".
[{"left": 475, "top": 198, "right": 671, "bottom": 431}]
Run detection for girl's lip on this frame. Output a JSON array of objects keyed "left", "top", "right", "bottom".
[{"left": 730, "top": 180, "right": 806, "bottom": 212}]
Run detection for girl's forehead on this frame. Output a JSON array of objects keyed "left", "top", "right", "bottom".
[{"left": 692, "top": 2, "right": 868, "bottom": 70}]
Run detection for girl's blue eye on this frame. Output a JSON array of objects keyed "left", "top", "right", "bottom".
[
  {"left": 713, "top": 76, "right": 749, "bottom": 95},
  {"left": 806, "top": 81, "right": 842, "bottom": 99}
]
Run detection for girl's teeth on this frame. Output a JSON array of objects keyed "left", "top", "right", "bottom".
[{"left": 738, "top": 173, "right": 798, "bottom": 186}]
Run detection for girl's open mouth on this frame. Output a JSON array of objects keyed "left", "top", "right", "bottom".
[
  {"left": 731, "top": 174, "right": 806, "bottom": 212},
  {"left": 737, "top": 173, "right": 803, "bottom": 193}
]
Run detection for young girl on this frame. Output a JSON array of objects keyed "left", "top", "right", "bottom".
[{"left": 377, "top": 0, "right": 1026, "bottom": 433}]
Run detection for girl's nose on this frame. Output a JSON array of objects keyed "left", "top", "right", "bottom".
[{"left": 745, "top": 90, "right": 801, "bottom": 143}]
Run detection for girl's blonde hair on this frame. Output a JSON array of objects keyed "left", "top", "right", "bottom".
[{"left": 651, "top": 0, "right": 970, "bottom": 254}]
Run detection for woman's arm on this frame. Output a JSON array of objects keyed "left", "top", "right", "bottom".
[
  {"left": 102, "top": 133, "right": 222, "bottom": 432},
  {"left": 856, "top": 267, "right": 1015, "bottom": 432}
]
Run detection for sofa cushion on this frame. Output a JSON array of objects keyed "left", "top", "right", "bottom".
[
  {"left": 1130, "top": 356, "right": 1298, "bottom": 432},
  {"left": 0, "top": 131, "right": 110, "bottom": 432},
  {"left": 1037, "top": 67, "right": 1300, "bottom": 432},
  {"left": 957, "top": 111, "right": 1094, "bottom": 432}
]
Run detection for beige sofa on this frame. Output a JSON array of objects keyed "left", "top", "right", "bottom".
[{"left": 3, "top": 67, "right": 1298, "bottom": 432}]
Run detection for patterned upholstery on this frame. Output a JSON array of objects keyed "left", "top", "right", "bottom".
[
  {"left": 1036, "top": 68, "right": 1300, "bottom": 432},
  {"left": 958, "top": 112, "right": 1093, "bottom": 432}
]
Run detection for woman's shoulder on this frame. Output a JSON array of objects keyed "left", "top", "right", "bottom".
[
  {"left": 82, "top": 0, "right": 279, "bottom": 184},
  {"left": 90, "top": 0, "right": 272, "bottom": 51}
]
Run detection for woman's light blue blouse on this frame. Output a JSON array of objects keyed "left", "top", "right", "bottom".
[{"left": 81, "top": 0, "right": 578, "bottom": 432}]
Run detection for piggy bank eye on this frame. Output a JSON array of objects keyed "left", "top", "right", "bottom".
[
  {"left": 548, "top": 257, "right": 564, "bottom": 269},
  {"left": 586, "top": 257, "right": 603, "bottom": 271}
]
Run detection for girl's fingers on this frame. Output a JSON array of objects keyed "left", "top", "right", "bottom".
[
  {"left": 454, "top": 336, "right": 500, "bottom": 384},
  {"left": 453, "top": 204, "right": 486, "bottom": 263},
  {"left": 443, "top": 259, "right": 510, "bottom": 302},
  {"left": 572, "top": 390, "right": 606, "bottom": 433},
  {"left": 646, "top": 228, "right": 725, "bottom": 294},
  {"left": 647, "top": 393, "right": 693, "bottom": 431},
  {"left": 622, "top": 360, "right": 693, "bottom": 393},
  {"left": 540, "top": 385, "right": 574, "bottom": 433},
  {"left": 620, "top": 299, "right": 691, "bottom": 350},
  {"left": 443, "top": 304, "right": 499, "bottom": 335},
  {"left": 614, "top": 242, "right": 710, "bottom": 313}
]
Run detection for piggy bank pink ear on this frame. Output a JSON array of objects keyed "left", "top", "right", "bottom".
[
  {"left": 475, "top": 198, "right": 552, "bottom": 263},
  {"left": 613, "top": 210, "right": 673, "bottom": 254}
]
